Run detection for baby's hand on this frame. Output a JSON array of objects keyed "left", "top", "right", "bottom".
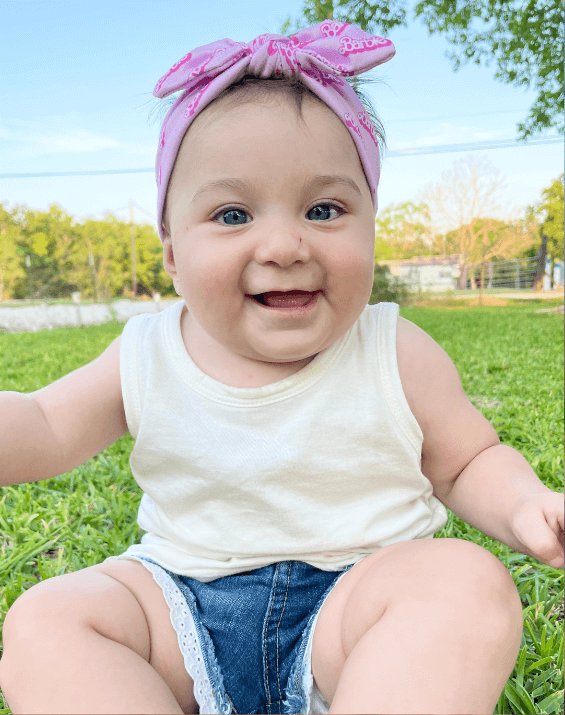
[{"left": 510, "top": 492, "right": 564, "bottom": 569}]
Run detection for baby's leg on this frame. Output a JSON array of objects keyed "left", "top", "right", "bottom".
[
  {"left": 312, "top": 538, "right": 523, "bottom": 714},
  {"left": 0, "top": 560, "right": 197, "bottom": 714}
]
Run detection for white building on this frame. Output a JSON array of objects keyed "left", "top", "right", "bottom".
[{"left": 379, "top": 255, "right": 461, "bottom": 292}]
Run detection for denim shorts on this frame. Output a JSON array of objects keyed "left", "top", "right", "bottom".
[{"left": 115, "top": 555, "right": 356, "bottom": 714}]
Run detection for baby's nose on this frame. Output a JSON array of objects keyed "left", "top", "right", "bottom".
[{"left": 254, "top": 225, "right": 309, "bottom": 267}]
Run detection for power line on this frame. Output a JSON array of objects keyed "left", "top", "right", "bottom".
[
  {"left": 0, "top": 136, "right": 561, "bottom": 180},
  {"left": 387, "top": 136, "right": 561, "bottom": 157},
  {"left": 0, "top": 168, "right": 154, "bottom": 179},
  {"left": 389, "top": 109, "right": 526, "bottom": 124}
]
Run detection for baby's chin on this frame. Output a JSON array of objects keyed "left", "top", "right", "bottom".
[
  {"left": 257, "top": 353, "right": 318, "bottom": 367},
  {"left": 235, "top": 320, "right": 349, "bottom": 366},
  {"left": 236, "top": 344, "right": 319, "bottom": 366}
]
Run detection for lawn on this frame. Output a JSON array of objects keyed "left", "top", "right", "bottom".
[{"left": 0, "top": 302, "right": 563, "bottom": 714}]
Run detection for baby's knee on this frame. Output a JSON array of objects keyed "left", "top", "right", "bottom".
[
  {"left": 0, "top": 583, "right": 57, "bottom": 693},
  {"left": 2, "top": 578, "right": 69, "bottom": 661},
  {"left": 2, "top": 566, "right": 148, "bottom": 656},
  {"left": 454, "top": 541, "right": 521, "bottom": 602},
  {"left": 430, "top": 540, "right": 524, "bottom": 638}
]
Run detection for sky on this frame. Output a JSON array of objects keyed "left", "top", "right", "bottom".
[{"left": 1, "top": 0, "right": 562, "bottom": 232}]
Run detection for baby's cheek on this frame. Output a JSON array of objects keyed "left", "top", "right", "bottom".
[
  {"left": 195, "top": 277, "right": 234, "bottom": 320},
  {"left": 186, "top": 247, "right": 237, "bottom": 294},
  {"left": 330, "top": 248, "right": 373, "bottom": 289}
]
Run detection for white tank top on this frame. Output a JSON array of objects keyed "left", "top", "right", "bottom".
[{"left": 114, "top": 300, "right": 447, "bottom": 582}]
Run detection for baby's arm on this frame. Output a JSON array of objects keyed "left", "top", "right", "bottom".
[
  {"left": 0, "top": 336, "right": 128, "bottom": 486},
  {"left": 396, "top": 317, "right": 564, "bottom": 569}
]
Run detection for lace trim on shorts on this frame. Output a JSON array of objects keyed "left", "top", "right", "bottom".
[
  {"left": 106, "top": 554, "right": 338, "bottom": 714},
  {"left": 310, "top": 687, "right": 330, "bottom": 715},
  {"left": 114, "top": 556, "right": 220, "bottom": 714},
  {"left": 305, "top": 609, "right": 330, "bottom": 714}
]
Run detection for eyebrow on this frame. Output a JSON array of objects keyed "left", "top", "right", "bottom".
[{"left": 191, "top": 174, "right": 362, "bottom": 202}]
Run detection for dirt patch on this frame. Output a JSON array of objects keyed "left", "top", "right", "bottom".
[
  {"left": 463, "top": 296, "right": 510, "bottom": 307},
  {"left": 535, "top": 304, "right": 564, "bottom": 314}
]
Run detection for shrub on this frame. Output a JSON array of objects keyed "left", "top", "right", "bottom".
[{"left": 369, "top": 263, "right": 411, "bottom": 305}]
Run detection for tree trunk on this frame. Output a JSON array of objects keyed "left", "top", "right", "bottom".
[
  {"left": 534, "top": 233, "right": 548, "bottom": 291},
  {"left": 458, "top": 263, "right": 467, "bottom": 290},
  {"left": 479, "top": 263, "right": 486, "bottom": 306}
]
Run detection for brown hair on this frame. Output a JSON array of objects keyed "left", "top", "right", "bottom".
[{"left": 161, "top": 75, "right": 385, "bottom": 234}]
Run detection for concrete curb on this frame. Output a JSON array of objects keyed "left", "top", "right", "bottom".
[{"left": 0, "top": 299, "right": 183, "bottom": 333}]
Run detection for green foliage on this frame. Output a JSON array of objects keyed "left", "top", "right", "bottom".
[
  {"left": 369, "top": 262, "right": 412, "bottom": 304},
  {"left": 14, "top": 204, "right": 81, "bottom": 300},
  {"left": 283, "top": 0, "right": 564, "bottom": 138},
  {"left": 0, "top": 202, "right": 175, "bottom": 301},
  {"left": 374, "top": 201, "right": 434, "bottom": 260},
  {"left": 0, "top": 206, "right": 25, "bottom": 302},
  {"left": 0, "top": 306, "right": 562, "bottom": 713},
  {"left": 538, "top": 175, "right": 564, "bottom": 262},
  {"left": 414, "top": 0, "right": 564, "bottom": 138},
  {"left": 281, "top": 0, "right": 408, "bottom": 36}
]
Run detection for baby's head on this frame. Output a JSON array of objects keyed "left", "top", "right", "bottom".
[{"left": 154, "top": 23, "right": 395, "bottom": 367}]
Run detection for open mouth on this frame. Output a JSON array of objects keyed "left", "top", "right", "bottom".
[{"left": 251, "top": 290, "right": 319, "bottom": 309}]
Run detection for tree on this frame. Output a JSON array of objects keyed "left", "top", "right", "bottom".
[
  {"left": 64, "top": 216, "right": 167, "bottom": 301},
  {"left": 369, "top": 263, "right": 411, "bottom": 304},
  {"left": 65, "top": 217, "right": 127, "bottom": 302},
  {"left": 374, "top": 201, "right": 434, "bottom": 260},
  {"left": 128, "top": 222, "right": 173, "bottom": 298},
  {"left": 12, "top": 204, "right": 78, "bottom": 299},
  {"left": 539, "top": 175, "right": 564, "bottom": 261},
  {"left": 282, "top": 0, "right": 564, "bottom": 138},
  {"left": 422, "top": 155, "right": 537, "bottom": 302},
  {"left": 0, "top": 204, "right": 26, "bottom": 301},
  {"left": 0, "top": 203, "right": 172, "bottom": 302},
  {"left": 537, "top": 174, "right": 564, "bottom": 289}
]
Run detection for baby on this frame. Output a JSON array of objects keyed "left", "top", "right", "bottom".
[{"left": 0, "top": 21, "right": 563, "bottom": 715}]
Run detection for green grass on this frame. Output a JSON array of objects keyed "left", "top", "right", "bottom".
[{"left": 0, "top": 305, "right": 563, "bottom": 714}]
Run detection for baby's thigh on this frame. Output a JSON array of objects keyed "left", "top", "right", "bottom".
[
  {"left": 311, "top": 538, "right": 523, "bottom": 704},
  {"left": 2, "top": 559, "right": 196, "bottom": 713}
]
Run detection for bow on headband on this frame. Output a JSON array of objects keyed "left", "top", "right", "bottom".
[{"left": 154, "top": 21, "right": 395, "bottom": 241}]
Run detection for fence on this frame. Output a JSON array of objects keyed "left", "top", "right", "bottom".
[
  {"left": 384, "top": 256, "right": 564, "bottom": 293},
  {"left": 463, "top": 257, "right": 563, "bottom": 291}
]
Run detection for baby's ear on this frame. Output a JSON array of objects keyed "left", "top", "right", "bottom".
[
  {"left": 162, "top": 237, "right": 182, "bottom": 296},
  {"left": 162, "top": 235, "right": 176, "bottom": 276},
  {"left": 161, "top": 217, "right": 171, "bottom": 240}
]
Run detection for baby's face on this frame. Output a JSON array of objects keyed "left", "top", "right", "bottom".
[{"left": 163, "top": 97, "right": 376, "bottom": 368}]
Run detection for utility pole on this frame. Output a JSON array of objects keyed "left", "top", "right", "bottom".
[
  {"left": 89, "top": 252, "right": 99, "bottom": 303},
  {"left": 129, "top": 200, "right": 137, "bottom": 298},
  {"left": 25, "top": 254, "right": 31, "bottom": 299}
]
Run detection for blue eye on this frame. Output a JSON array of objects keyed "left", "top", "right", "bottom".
[
  {"left": 215, "top": 208, "right": 250, "bottom": 225},
  {"left": 213, "top": 204, "right": 342, "bottom": 224},
  {"left": 307, "top": 204, "right": 343, "bottom": 221}
]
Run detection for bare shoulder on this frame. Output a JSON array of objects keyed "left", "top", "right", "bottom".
[
  {"left": 31, "top": 334, "right": 128, "bottom": 476},
  {"left": 395, "top": 316, "right": 499, "bottom": 500}
]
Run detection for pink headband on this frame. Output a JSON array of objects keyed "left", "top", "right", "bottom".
[{"left": 154, "top": 21, "right": 395, "bottom": 242}]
